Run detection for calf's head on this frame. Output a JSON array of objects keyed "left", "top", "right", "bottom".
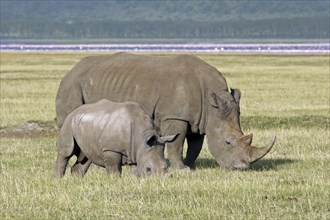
[
  {"left": 135, "top": 134, "right": 177, "bottom": 177},
  {"left": 206, "top": 89, "right": 276, "bottom": 170}
]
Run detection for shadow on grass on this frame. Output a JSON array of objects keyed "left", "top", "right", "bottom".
[
  {"left": 251, "top": 158, "right": 296, "bottom": 171},
  {"left": 194, "top": 158, "right": 219, "bottom": 169},
  {"left": 193, "top": 157, "right": 295, "bottom": 171}
]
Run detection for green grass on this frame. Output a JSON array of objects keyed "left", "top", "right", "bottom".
[{"left": 0, "top": 52, "right": 329, "bottom": 219}]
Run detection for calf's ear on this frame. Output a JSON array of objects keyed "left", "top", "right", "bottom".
[
  {"left": 146, "top": 134, "right": 179, "bottom": 146},
  {"left": 146, "top": 135, "right": 157, "bottom": 147},
  {"left": 158, "top": 134, "right": 179, "bottom": 144}
]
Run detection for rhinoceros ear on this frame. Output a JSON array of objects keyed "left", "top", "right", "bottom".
[
  {"left": 146, "top": 135, "right": 158, "bottom": 147},
  {"left": 208, "top": 91, "right": 219, "bottom": 108},
  {"left": 208, "top": 91, "right": 228, "bottom": 109},
  {"left": 158, "top": 134, "right": 178, "bottom": 144},
  {"left": 146, "top": 134, "right": 178, "bottom": 147},
  {"left": 230, "top": 88, "right": 241, "bottom": 104}
]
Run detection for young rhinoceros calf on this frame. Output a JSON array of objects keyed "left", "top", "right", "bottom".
[{"left": 54, "top": 99, "right": 176, "bottom": 177}]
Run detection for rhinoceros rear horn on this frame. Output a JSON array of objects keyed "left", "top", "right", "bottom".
[{"left": 248, "top": 134, "right": 276, "bottom": 164}]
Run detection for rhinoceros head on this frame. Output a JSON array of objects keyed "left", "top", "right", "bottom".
[
  {"left": 135, "top": 134, "right": 177, "bottom": 177},
  {"left": 206, "top": 89, "right": 276, "bottom": 170}
]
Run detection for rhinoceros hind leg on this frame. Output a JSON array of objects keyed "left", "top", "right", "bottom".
[
  {"left": 54, "top": 155, "right": 69, "bottom": 178},
  {"left": 103, "top": 151, "right": 122, "bottom": 176},
  {"left": 160, "top": 120, "right": 189, "bottom": 170},
  {"left": 71, "top": 157, "right": 92, "bottom": 177},
  {"left": 184, "top": 133, "right": 205, "bottom": 169},
  {"left": 54, "top": 135, "right": 74, "bottom": 177},
  {"left": 55, "top": 119, "right": 76, "bottom": 177}
]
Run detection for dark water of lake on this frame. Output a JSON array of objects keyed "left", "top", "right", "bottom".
[{"left": 1, "top": 43, "right": 329, "bottom": 53}]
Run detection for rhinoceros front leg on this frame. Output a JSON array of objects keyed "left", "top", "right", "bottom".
[
  {"left": 184, "top": 133, "right": 205, "bottom": 169},
  {"left": 161, "top": 120, "right": 188, "bottom": 170},
  {"left": 103, "top": 151, "right": 122, "bottom": 176}
]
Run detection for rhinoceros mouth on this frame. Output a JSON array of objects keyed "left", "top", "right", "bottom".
[
  {"left": 232, "top": 163, "right": 250, "bottom": 170},
  {"left": 215, "top": 159, "right": 250, "bottom": 171}
]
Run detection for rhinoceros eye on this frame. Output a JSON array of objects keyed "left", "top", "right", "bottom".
[{"left": 225, "top": 138, "right": 232, "bottom": 146}]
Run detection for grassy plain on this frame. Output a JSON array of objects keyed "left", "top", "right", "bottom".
[{"left": 0, "top": 52, "right": 329, "bottom": 219}]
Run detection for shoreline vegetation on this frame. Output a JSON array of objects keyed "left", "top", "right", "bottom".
[{"left": 2, "top": 2, "right": 329, "bottom": 40}]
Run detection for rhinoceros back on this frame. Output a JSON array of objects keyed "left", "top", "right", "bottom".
[{"left": 56, "top": 52, "right": 228, "bottom": 133}]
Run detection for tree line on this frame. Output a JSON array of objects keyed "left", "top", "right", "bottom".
[{"left": 1, "top": 16, "right": 328, "bottom": 40}]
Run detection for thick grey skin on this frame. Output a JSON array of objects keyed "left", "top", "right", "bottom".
[
  {"left": 54, "top": 99, "right": 176, "bottom": 177},
  {"left": 56, "top": 52, "right": 275, "bottom": 170}
]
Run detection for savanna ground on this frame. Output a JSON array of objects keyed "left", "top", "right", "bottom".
[{"left": 0, "top": 51, "right": 329, "bottom": 219}]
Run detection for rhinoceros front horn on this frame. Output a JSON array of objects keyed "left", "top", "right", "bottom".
[{"left": 248, "top": 134, "right": 276, "bottom": 164}]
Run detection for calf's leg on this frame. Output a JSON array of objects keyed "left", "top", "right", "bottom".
[
  {"left": 54, "top": 123, "right": 76, "bottom": 178},
  {"left": 71, "top": 155, "right": 92, "bottom": 176},
  {"left": 54, "top": 155, "right": 70, "bottom": 178}
]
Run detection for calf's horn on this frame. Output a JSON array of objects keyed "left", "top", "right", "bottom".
[{"left": 248, "top": 134, "right": 276, "bottom": 164}]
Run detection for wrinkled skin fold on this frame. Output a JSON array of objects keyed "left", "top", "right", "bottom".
[{"left": 56, "top": 52, "right": 275, "bottom": 170}]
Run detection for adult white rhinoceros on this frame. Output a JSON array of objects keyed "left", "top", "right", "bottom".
[{"left": 56, "top": 52, "right": 275, "bottom": 170}]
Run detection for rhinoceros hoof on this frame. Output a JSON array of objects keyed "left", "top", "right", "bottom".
[
  {"left": 170, "top": 165, "right": 191, "bottom": 172},
  {"left": 183, "top": 161, "right": 196, "bottom": 170},
  {"left": 71, "top": 165, "right": 85, "bottom": 176}
]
